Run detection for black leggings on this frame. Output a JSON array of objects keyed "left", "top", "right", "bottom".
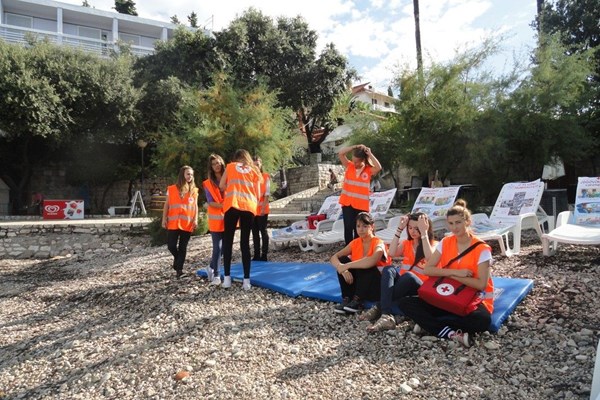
[
  {"left": 336, "top": 256, "right": 381, "bottom": 301},
  {"left": 222, "top": 208, "right": 254, "bottom": 279},
  {"left": 342, "top": 206, "right": 365, "bottom": 245},
  {"left": 397, "top": 296, "right": 491, "bottom": 337},
  {"left": 167, "top": 229, "right": 192, "bottom": 271},
  {"left": 252, "top": 214, "right": 269, "bottom": 258}
]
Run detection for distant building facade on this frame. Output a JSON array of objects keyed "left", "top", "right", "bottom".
[{"left": 0, "top": 0, "right": 188, "bottom": 56}]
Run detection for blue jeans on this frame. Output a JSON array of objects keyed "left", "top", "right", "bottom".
[
  {"left": 209, "top": 231, "right": 223, "bottom": 275},
  {"left": 379, "top": 266, "right": 420, "bottom": 314}
]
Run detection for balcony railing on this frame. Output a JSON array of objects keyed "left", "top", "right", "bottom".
[{"left": 0, "top": 24, "right": 155, "bottom": 57}]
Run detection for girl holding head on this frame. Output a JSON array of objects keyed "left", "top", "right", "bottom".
[
  {"left": 397, "top": 200, "right": 494, "bottom": 347},
  {"left": 220, "top": 149, "right": 263, "bottom": 290},
  {"left": 202, "top": 154, "right": 226, "bottom": 285},
  {"left": 162, "top": 165, "right": 199, "bottom": 278},
  {"left": 337, "top": 144, "right": 382, "bottom": 245},
  {"left": 362, "top": 212, "right": 437, "bottom": 332}
]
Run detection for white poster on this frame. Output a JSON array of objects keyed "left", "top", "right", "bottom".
[
  {"left": 317, "top": 195, "right": 342, "bottom": 220},
  {"left": 412, "top": 186, "right": 460, "bottom": 218},
  {"left": 574, "top": 176, "right": 600, "bottom": 226},
  {"left": 489, "top": 179, "right": 543, "bottom": 224},
  {"left": 369, "top": 188, "right": 397, "bottom": 217}
]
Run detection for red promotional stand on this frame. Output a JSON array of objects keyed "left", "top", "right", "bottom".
[{"left": 43, "top": 200, "right": 85, "bottom": 220}]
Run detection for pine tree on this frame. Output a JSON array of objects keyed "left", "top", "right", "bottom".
[
  {"left": 187, "top": 12, "right": 198, "bottom": 28},
  {"left": 114, "top": 0, "right": 138, "bottom": 16}
]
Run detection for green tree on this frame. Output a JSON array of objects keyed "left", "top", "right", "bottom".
[
  {"left": 114, "top": 0, "right": 137, "bottom": 16},
  {"left": 170, "top": 15, "right": 181, "bottom": 25},
  {"left": 187, "top": 12, "right": 198, "bottom": 28},
  {"left": 153, "top": 73, "right": 294, "bottom": 181},
  {"left": 537, "top": 0, "right": 600, "bottom": 172},
  {"left": 133, "top": 27, "right": 220, "bottom": 89},
  {"left": 0, "top": 40, "right": 139, "bottom": 213},
  {"left": 215, "top": 8, "right": 356, "bottom": 159}
]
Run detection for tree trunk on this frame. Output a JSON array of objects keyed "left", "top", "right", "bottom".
[{"left": 413, "top": 0, "right": 424, "bottom": 82}]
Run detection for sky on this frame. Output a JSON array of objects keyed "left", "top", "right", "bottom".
[{"left": 60, "top": 0, "right": 539, "bottom": 92}]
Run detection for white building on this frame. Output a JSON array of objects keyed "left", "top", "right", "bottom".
[
  {"left": 0, "top": 0, "right": 184, "bottom": 56},
  {"left": 322, "top": 82, "right": 397, "bottom": 155}
]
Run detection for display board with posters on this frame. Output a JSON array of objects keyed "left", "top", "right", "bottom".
[
  {"left": 411, "top": 186, "right": 461, "bottom": 219},
  {"left": 573, "top": 176, "right": 600, "bottom": 226},
  {"left": 488, "top": 179, "right": 544, "bottom": 224},
  {"left": 43, "top": 200, "right": 85, "bottom": 220},
  {"left": 369, "top": 188, "right": 397, "bottom": 218}
]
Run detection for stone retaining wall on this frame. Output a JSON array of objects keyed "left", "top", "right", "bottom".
[{"left": 0, "top": 221, "right": 149, "bottom": 259}]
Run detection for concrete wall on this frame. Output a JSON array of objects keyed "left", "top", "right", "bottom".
[{"left": 0, "top": 221, "right": 149, "bottom": 259}]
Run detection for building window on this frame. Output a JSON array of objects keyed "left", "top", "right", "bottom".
[
  {"left": 78, "top": 26, "right": 101, "bottom": 40},
  {"left": 6, "top": 13, "right": 33, "bottom": 28},
  {"left": 384, "top": 102, "right": 390, "bottom": 108},
  {"left": 120, "top": 33, "right": 140, "bottom": 46},
  {"left": 371, "top": 98, "right": 378, "bottom": 105}
]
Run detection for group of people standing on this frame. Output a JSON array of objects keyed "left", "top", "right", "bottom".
[
  {"left": 331, "top": 144, "right": 494, "bottom": 348},
  {"left": 161, "top": 149, "right": 270, "bottom": 289},
  {"left": 160, "top": 143, "right": 494, "bottom": 347}
]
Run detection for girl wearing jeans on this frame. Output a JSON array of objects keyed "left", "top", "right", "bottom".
[{"left": 202, "top": 154, "right": 226, "bottom": 285}]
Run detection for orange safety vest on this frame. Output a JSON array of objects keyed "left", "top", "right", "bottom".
[
  {"left": 339, "top": 163, "right": 372, "bottom": 212},
  {"left": 397, "top": 239, "right": 435, "bottom": 284},
  {"left": 349, "top": 236, "right": 391, "bottom": 272},
  {"left": 438, "top": 235, "right": 494, "bottom": 314},
  {"left": 223, "top": 162, "right": 260, "bottom": 215},
  {"left": 166, "top": 184, "right": 198, "bottom": 232},
  {"left": 203, "top": 178, "right": 224, "bottom": 233},
  {"left": 256, "top": 172, "right": 270, "bottom": 216}
]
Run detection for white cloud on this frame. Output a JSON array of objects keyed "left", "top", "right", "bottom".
[{"left": 59, "top": 0, "right": 536, "bottom": 91}]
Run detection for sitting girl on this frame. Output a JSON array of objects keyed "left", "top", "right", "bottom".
[
  {"left": 360, "top": 212, "right": 436, "bottom": 332},
  {"left": 397, "top": 199, "right": 494, "bottom": 347},
  {"left": 330, "top": 212, "right": 391, "bottom": 314}
]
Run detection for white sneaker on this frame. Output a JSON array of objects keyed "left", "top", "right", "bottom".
[
  {"left": 242, "top": 278, "right": 251, "bottom": 291},
  {"left": 206, "top": 266, "right": 214, "bottom": 282},
  {"left": 222, "top": 276, "right": 231, "bottom": 288},
  {"left": 210, "top": 276, "right": 221, "bottom": 286},
  {"left": 413, "top": 324, "right": 423, "bottom": 334},
  {"left": 448, "top": 330, "right": 473, "bottom": 348}
]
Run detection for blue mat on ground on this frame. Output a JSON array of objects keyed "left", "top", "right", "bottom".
[{"left": 196, "top": 262, "right": 533, "bottom": 333}]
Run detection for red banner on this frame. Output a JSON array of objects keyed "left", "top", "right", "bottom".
[{"left": 43, "top": 200, "right": 85, "bottom": 220}]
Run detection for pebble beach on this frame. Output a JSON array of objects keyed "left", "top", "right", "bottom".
[{"left": 0, "top": 232, "right": 598, "bottom": 399}]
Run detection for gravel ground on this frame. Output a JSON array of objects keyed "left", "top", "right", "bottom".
[{"left": 0, "top": 231, "right": 598, "bottom": 400}]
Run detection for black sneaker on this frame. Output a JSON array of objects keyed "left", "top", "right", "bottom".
[
  {"left": 343, "top": 297, "right": 364, "bottom": 313},
  {"left": 334, "top": 297, "right": 350, "bottom": 314},
  {"left": 175, "top": 269, "right": 183, "bottom": 279}
]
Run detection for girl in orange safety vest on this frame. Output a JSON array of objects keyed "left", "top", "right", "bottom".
[
  {"left": 330, "top": 212, "right": 391, "bottom": 315},
  {"left": 220, "top": 149, "right": 263, "bottom": 290},
  {"left": 338, "top": 144, "right": 382, "bottom": 245},
  {"left": 251, "top": 155, "right": 270, "bottom": 262},
  {"left": 202, "top": 154, "right": 226, "bottom": 286},
  {"left": 397, "top": 199, "right": 494, "bottom": 348},
  {"left": 162, "top": 165, "right": 199, "bottom": 278},
  {"left": 363, "top": 212, "right": 437, "bottom": 332}
]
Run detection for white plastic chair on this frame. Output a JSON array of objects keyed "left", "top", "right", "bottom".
[
  {"left": 470, "top": 179, "right": 546, "bottom": 257},
  {"left": 542, "top": 211, "right": 600, "bottom": 256},
  {"left": 375, "top": 215, "right": 402, "bottom": 244}
]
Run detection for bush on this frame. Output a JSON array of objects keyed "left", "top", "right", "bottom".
[{"left": 147, "top": 212, "right": 208, "bottom": 247}]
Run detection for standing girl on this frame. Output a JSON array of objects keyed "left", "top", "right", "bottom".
[
  {"left": 397, "top": 200, "right": 494, "bottom": 347},
  {"left": 362, "top": 212, "right": 436, "bottom": 332},
  {"left": 338, "top": 144, "right": 382, "bottom": 245},
  {"left": 220, "top": 149, "right": 262, "bottom": 290},
  {"left": 330, "top": 212, "right": 391, "bottom": 314},
  {"left": 252, "top": 156, "right": 270, "bottom": 261},
  {"left": 202, "top": 154, "right": 226, "bottom": 285},
  {"left": 162, "top": 165, "right": 199, "bottom": 278}
]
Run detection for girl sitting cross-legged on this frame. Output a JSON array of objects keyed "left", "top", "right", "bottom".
[{"left": 396, "top": 199, "right": 494, "bottom": 348}]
